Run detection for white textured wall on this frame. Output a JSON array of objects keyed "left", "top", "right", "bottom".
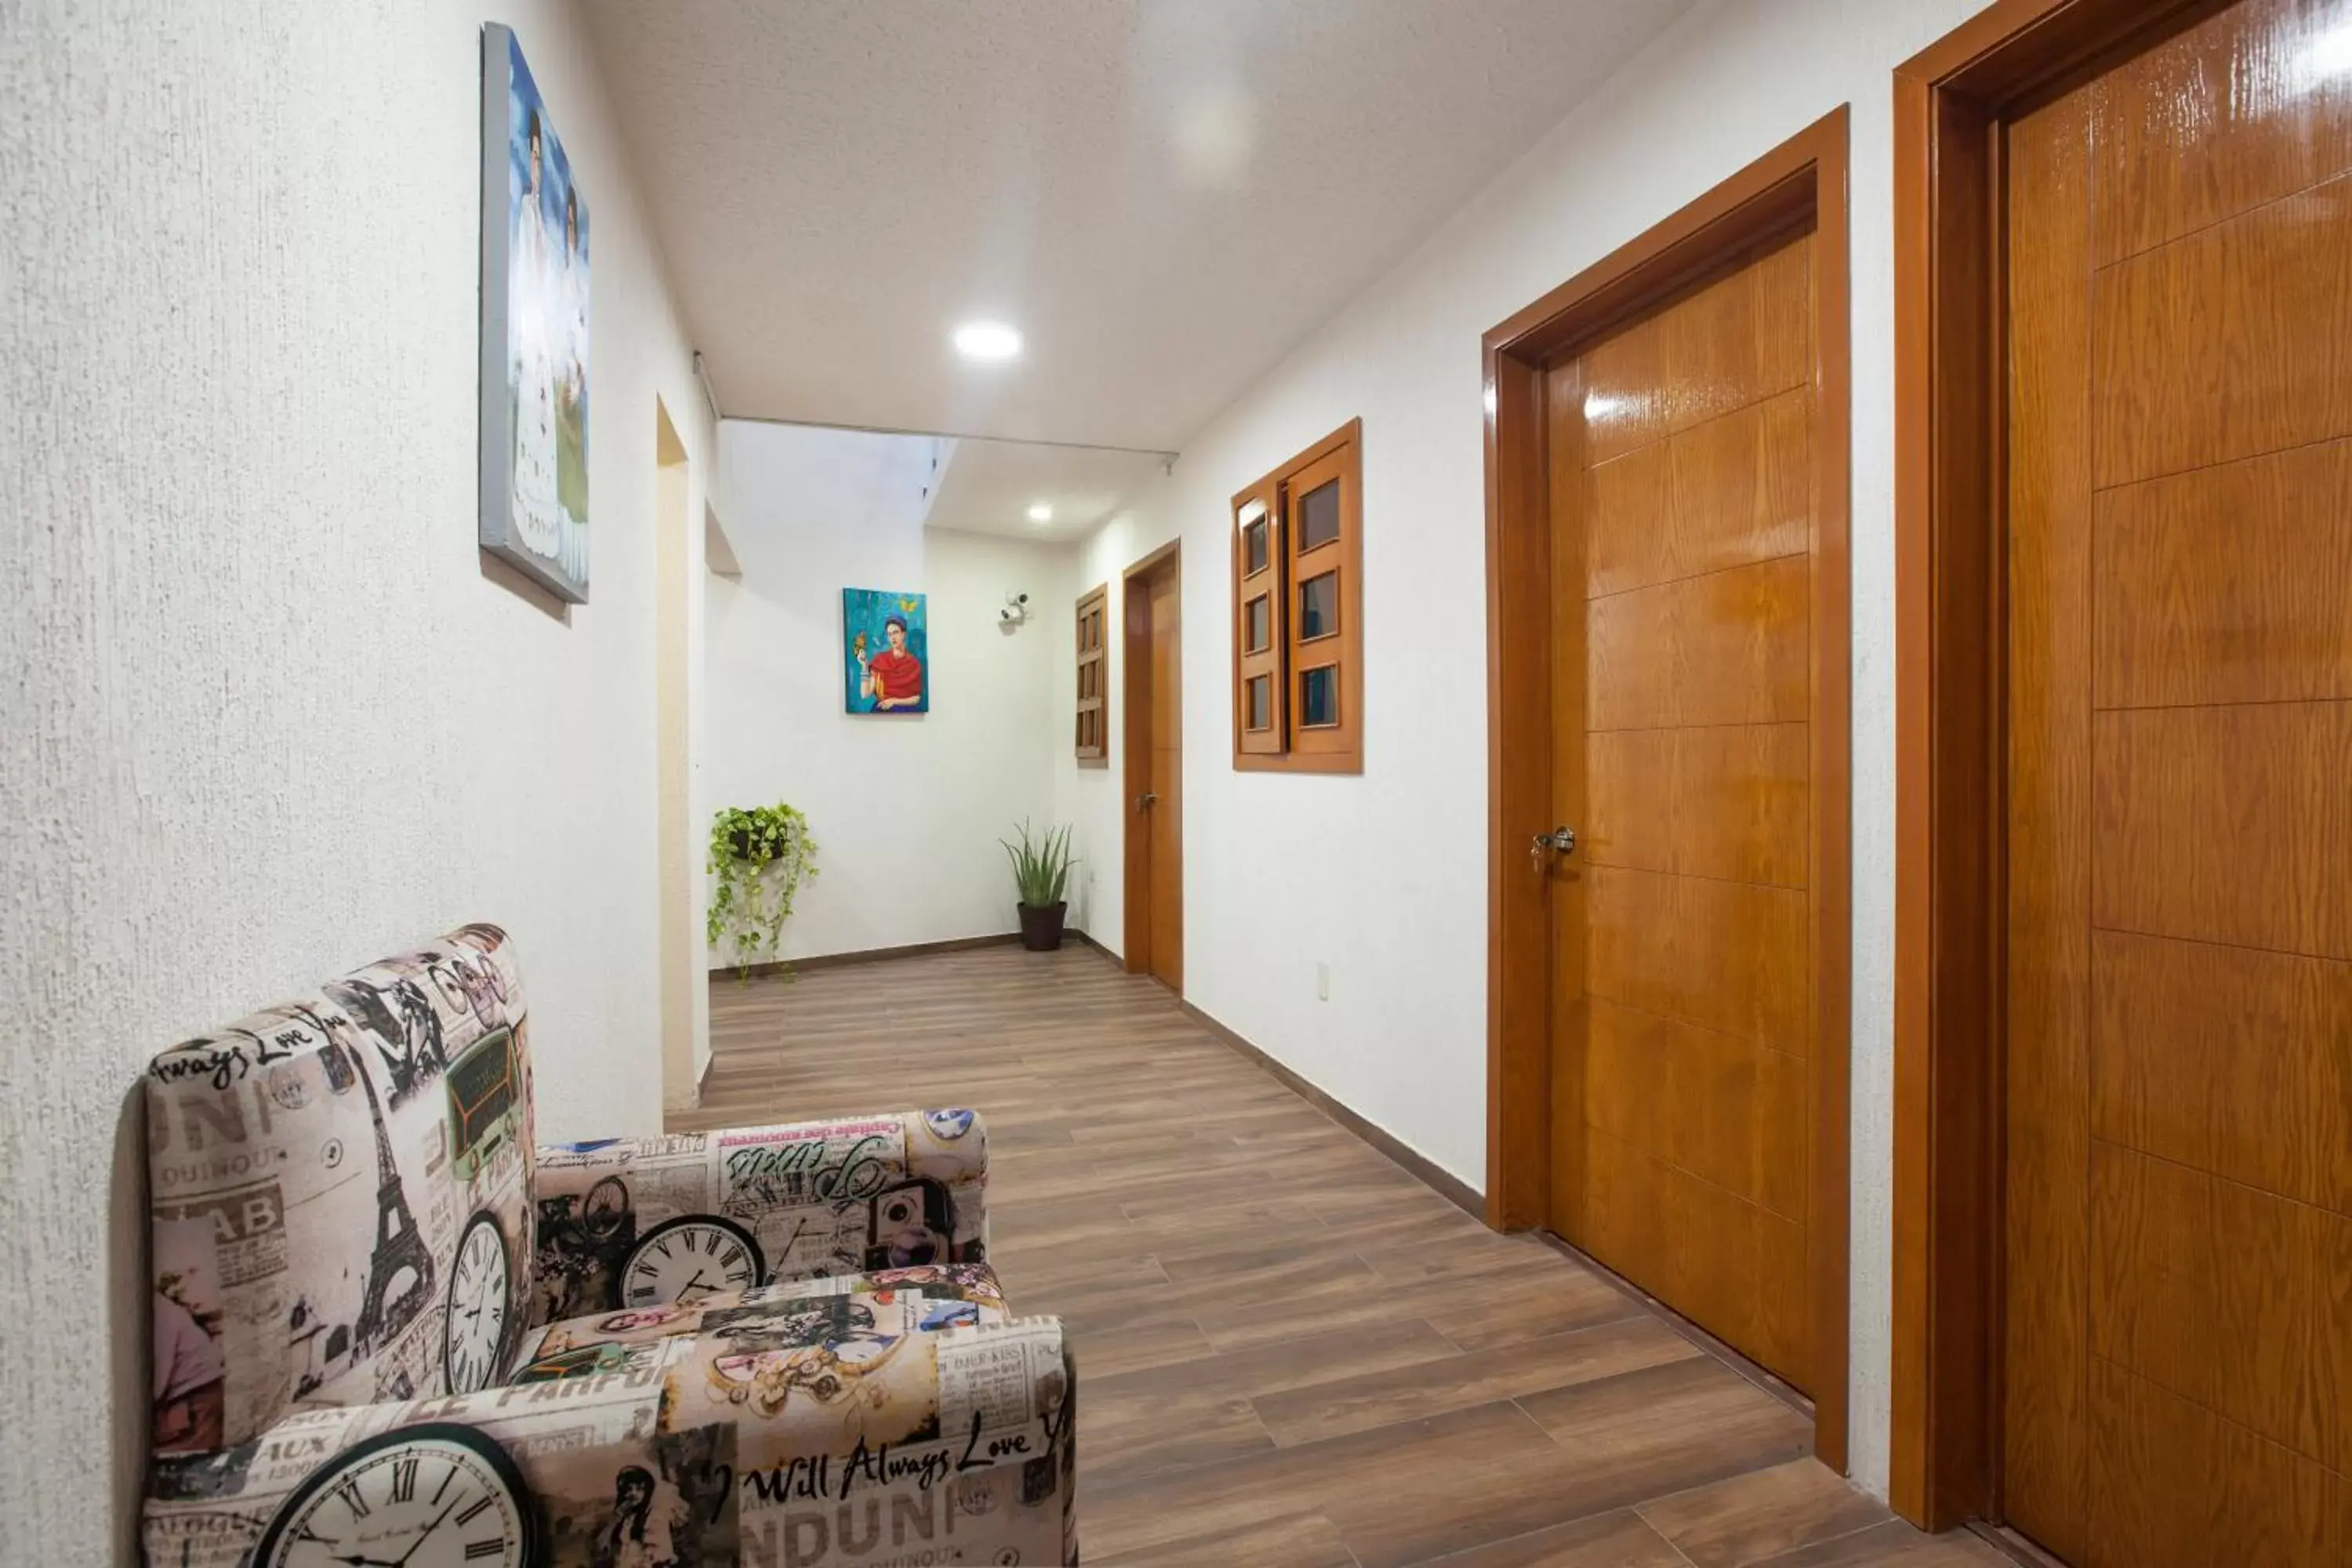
[
  {"left": 706, "top": 423, "right": 1069, "bottom": 964},
  {"left": 0, "top": 3, "right": 713, "bottom": 1559},
  {"left": 1051, "top": 0, "right": 1996, "bottom": 1497}
]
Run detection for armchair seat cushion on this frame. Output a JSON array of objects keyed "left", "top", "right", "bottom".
[
  {"left": 510, "top": 1261, "right": 1016, "bottom": 1381},
  {"left": 532, "top": 1112, "right": 992, "bottom": 1326},
  {"left": 145, "top": 1264, "right": 1073, "bottom": 1566}
]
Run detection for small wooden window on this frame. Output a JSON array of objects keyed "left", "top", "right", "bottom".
[
  {"left": 1074, "top": 583, "right": 1109, "bottom": 766},
  {"left": 1231, "top": 491, "right": 1286, "bottom": 755},
  {"left": 1230, "top": 419, "right": 1363, "bottom": 772}
]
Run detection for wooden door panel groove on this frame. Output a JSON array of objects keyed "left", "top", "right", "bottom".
[
  {"left": 1583, "top": 549, "right": 1812, "bottom": 608},
  {"left": 2091, "top": 168, "right": 2352, "bottom": 490},
  {"left": 1586, "top": 864, "right": 1810, "bottom": 1056},
  {"left": 2090, "top": 165, "right": 2352, "bottom": 275},
  {"left": 2092, "top": 435, "right": 2352, "bottom": 709},
  {"left": 2089, "top": 0, "right": 2352, "bottom": 268},
  {"left": 2087, "top": 1137, "right": 2352, "bottom": 1484},
  {"left": 2090, "top": 927, "right": 2352, "bottom": 1218},
  {"left": 1583, "top": 994, "right": 1809, "bottom": 1221},
  {"left": 2087, "top": 428, "right": 2352, "bottom": 495},
  {"left": 1586, "top": 721, "right": 1810, "bottom": 890},
  {"left": 1588, "top": 555, "right": 1810, "bottom": 733},
  {"left": 1569, "top": 1124, "right": 1812, "bottom": 1385},
  {"left": 2091, "top": 698, "right": 2352, "bottom": 961},
  {"left": 2086, "top": 1356, "right": 2351, "bottom": 1567},
  {"left": 1585, "top": 390, "right": 1812, "bottom": 601},
  {"left": 1578, "top": 235, "right": 1812, "bottom": 470}
]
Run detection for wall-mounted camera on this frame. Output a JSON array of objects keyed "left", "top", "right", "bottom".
[{"left": 1000, "top": 591, "right": 1031, "bottom": 629}]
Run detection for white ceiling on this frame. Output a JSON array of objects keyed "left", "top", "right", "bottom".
[
  {"left": 583, "top": 0, "right": 1692, "bottom": 452},
  {"left": 919, "top": 436, "right": 1170, "bottom": 543}
]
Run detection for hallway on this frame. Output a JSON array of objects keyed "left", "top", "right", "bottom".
[{"left": 682, "top": 946, "right": 2000, "bottom": 1567}]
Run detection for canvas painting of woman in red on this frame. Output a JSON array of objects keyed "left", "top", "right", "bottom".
[{"left": 843, "top": 588, "right": 928, "bottom": 714}]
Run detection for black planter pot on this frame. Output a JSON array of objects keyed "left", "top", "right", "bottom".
[
  {"left": 727, "top": 828, "right": 760, "bottom": 861},
  {"left": 1018, "top": 901, "right": 1068, "bottom": 952}
]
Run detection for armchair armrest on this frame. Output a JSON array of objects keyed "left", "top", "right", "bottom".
[
  {"left": 144, "top": 1284, "right": 1075, "bottom": 1568},
  {"left": 529, "top": 1109, "right": 990, "bottom": 1326}
]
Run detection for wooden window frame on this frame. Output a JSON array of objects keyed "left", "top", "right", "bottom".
[
  {"left": 1232, "top": 484, "right": 1287, "bottom": 757},
  {"left": 1888, "top": 0, "right": 2223, "bottom": 1535},
  {"left": 1480, "top": 108, "right": 1853, "bottom": 1474},
  {"left": 1230, "top": 419, "right": 1364, "bottom": 773},
  {"left": 1074, "top": 583, "right": 1109, "bottom": 766}
]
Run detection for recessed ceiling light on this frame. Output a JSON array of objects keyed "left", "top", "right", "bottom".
[
  {"left": 952, "top": 321, "right": 1022, "bottom": 361},
  {"left": 1027, "top": 503, "right": 1054, "bottom": 523}
]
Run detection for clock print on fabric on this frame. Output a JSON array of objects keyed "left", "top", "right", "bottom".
[
  {"left": 620, "top": 1215, "right": 763, "bottom": 1308},
  {"left": 252, "top": 1422, "right": 537, "bottom": 1568},
  {"left": 444, "top": 1211, "right": 511, "bottom": 1395}
]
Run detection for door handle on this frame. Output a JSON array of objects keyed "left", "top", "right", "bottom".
[
  {"left": 1138, "top": 792, "right": 1159, "bottom": 811},
  {"left": 1530, "top": 826, "right": 1577, "bottom": 867}
]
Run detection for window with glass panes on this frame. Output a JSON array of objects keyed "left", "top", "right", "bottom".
[
  {"left": 1229, "top": 419, "right": 1362, "bottom": 772},
  {"left": 1074, "top": 583, "right": 1109, "bottom": 764}
]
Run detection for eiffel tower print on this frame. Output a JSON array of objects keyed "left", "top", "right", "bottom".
[{"left": 346, "top": 1038, "right": 434, "bottom": 1352}]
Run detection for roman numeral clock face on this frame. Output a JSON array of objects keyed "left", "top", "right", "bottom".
[
  {"left": 444, "top": 1212, "right": 511, "bottom": 1395},
  {"left": 255, "top": 1423, "right": 536, "bottom": 1568},
  {"left": 621, "top": 1215, "right": 763, "bottom": 1307}
]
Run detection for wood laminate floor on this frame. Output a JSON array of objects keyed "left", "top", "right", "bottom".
[{"left": 681, "top": 944, "right": 2005, "bottom": 1568}]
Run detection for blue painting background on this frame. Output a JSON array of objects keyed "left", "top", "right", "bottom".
[
  {"left": 841, "top": 589, "right": 931, "bottom": 714},
  {"left": 503, "top": 31, "right": 591, "bottom": 591}
]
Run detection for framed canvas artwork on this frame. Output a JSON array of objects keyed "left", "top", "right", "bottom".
[
  {"left": 842, "top": 590, "right": 929, "bottom": 714},
  {"left": 479, "top": 23, "right": 591, "bottom": 604}
]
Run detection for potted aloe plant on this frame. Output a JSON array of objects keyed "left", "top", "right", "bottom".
[{"left": 1001, "top": 820, "right": 1077, "bottom": 951}]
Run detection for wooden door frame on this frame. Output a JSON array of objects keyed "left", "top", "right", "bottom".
[
  {"left": 1887, "top": 0, "right": 2231, "bottom": 1533},
  {"left": 1122, "top": 538, "right": 1182, "bottom": 990},
  {"left": 1481, "top": 107, "right": 1853, "bottom": 1471}
]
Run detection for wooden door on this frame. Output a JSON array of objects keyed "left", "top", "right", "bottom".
[
  {"left": 1124, "top": 547, "right": 1183, "bottom": 990},
  {"left": 2000, "top": 2, "right": 2352, "bottom": 1561},
  {"left": 1543, "top": 224, "right": 1819, "bottom": 1391}
]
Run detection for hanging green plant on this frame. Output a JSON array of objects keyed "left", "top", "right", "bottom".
[{"left": 706, "top": 803, "right": 819, "bottom": 980}]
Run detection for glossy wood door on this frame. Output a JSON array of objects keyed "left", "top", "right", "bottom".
[
  {"left": 1123, "top": 548, "right": 1183, "bottom": 992},
  {"left": 1544, "top": 226, "right": 1818, "bottom": 1390},
  {"left": 2001, "top": 3, "right": 2352, "bottom": 1560}
]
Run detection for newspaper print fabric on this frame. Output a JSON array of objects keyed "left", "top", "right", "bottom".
[
  {"left": 531, "top": 1111, "right": 989, "bottom": 1326},
  {"left": 513, "top": 1262, "right": 1014, "bottom": 1373},
  {"left": 143, "top": 1294, "right": 1075, "bottom": 1568},
  {"left": 146, "top": 923, "right": 535, "bottom": 1457},
  {"left": 141, "top": 929, "right": 1070, "bottom": 1565}
]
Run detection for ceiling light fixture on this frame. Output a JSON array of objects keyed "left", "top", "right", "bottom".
[
  {"left": 1027, "top": 503, "right": 1054, "bottom": 523},
  {"left": 952, "top": 321, "right": 1023, "bottom": 361}
]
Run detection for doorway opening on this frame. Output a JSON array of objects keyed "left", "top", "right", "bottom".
[
  {"left": 1482, "top": 109, "right": 1853, "bottom": 1470},
  {"left": 655, "top": 396, "right": 703, "bottom": 1111},
  {"left": 1892, "top": 0, "right": 2352, "bottom": 1557},
  {"left": 1122, "top": 539, "right": 1183, "bottom": 993}
]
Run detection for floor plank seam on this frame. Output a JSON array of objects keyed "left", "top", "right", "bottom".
[
  {"left": 1737, "top": 1514, "right": 1897, "bottom": 1566},
  {"left": 699, "top": 949, "right": 1938, "bottom": 1566}
]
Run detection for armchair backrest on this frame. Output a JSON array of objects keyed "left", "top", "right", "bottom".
[{"left": 145, "top": 924, "right": 536, "bottom": 1457}]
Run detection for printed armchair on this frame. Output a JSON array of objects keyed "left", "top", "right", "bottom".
[{"left": 142, "top": 924, "right": 1075, "bottom": 1567}]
